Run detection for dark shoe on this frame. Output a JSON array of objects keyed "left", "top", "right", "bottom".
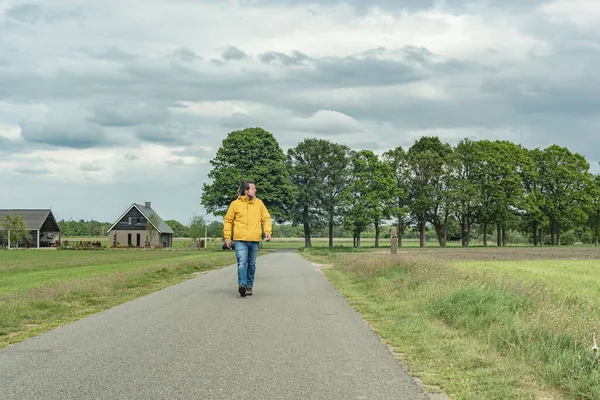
[
  {"left": 238, "top": 284, "right": 247, "bottom": 297},
  {"left": 246, "top": 288, "right": 253, "bottom": 296}
]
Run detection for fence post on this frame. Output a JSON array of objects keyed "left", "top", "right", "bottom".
[{"left": 391, "top": 227, "right": 398, "bottom": 254}]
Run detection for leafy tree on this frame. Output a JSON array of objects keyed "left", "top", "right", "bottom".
[
  {"left": 189, "top": 214, "right": 206, "bottom": 250},
  {"left": 58, "top": 219, "right": 111, "bottom": 236},
  {"left": 520, "top": 148, "right": 547, "bottom": 246},
  {"left": 165, "top": 220, "right": 189, "bottom": 237},
  {"left": 315, "top": 142, "right": 351, "bottom": 248},
  {"left": 286, "top": 139, "right": 350, "bottom": 247},
  {"left": 286, "top": 139, "right": 328, "bottom": 247},
  {"left": 452, "top": 139, "right": 480, "bottom": 246},
  {"left": 470, "top": 140, "right": 531, "bottom": 247},
  {"left": 587, "top": 174, "right": 600, "bottom": 246},
  {"left": 207, "top": 220, "right": 224, "bottom": 238},
  {"left": 537, "top": 145, "right": 592, "bottom": 245},
  {"left": 382, "top": 146, "right": 410, "bottom": 247},
  {"left": 0, "top": 214, "right": 31, "bottom": 248},
  {"left": 201, "top": 127, "right": 296, "bottom": 223},
  {"left": 343, "top": 150, "right": 394, "bottom": 248},
  {"left": 408, "top": 136, "right": 452, "bottom": 247}
]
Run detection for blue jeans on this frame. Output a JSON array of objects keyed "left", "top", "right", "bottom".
[{"left": 234, "top": 241, "right": 259, "bottom": 288}]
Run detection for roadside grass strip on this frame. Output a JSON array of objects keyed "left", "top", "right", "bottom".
[{"left": 303, "top": 249, "right": 600, "bottom": 399}]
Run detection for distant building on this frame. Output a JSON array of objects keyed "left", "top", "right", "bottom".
[
  {"left": 106, "top": 202, "right": 174, "bottom": 248},
  {"left": 0, "top": 209, "right": 61, "bottom": 248}
]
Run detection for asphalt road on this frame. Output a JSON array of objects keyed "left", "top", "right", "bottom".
[{"left": 0, "top": 250, "right": 431, "bottom": 399}]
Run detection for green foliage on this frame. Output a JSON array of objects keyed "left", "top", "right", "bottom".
[
  {"left": 201, "top": 127, "right": 295, "bottom": 223},
  {"left": 408, "top": 136, "right": 453, "bottom": 246},
  {"left": 0, "top": 214, "right": 31, "bottom": 248},
  {"left": 537, "top": 145, "right": 592, "bottom": 244},
  {"left": 343, "top": 150, "right": 395, "bottom": 247},
  {"left": 58, "top": 219, "right": 111, "bottom": 236},
  {"left": 188, "top": 214, "right": 206, "bottom": 249},
  {"left": 382, "top": 146, "right": 410, "bottom": 241},
  {"left": 165, "top": 220, "right": 188, "bottom": 237},
  {"left": 286, "top": 139, "right": 351, "bottom": 247},
  {"left": 207, "top": 220, "right": 224, "bottom": 238}
]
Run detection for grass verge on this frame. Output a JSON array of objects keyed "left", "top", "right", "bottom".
[
  {"left": 0, "top": 250, "right": 237, "bottom": 349},
  {"left": 301, "top": 248, "right": 600, "bottom": 399}
]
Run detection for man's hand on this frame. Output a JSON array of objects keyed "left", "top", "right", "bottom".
[
  {"left": 225, "top": 239, "right": 232, "bottom": 248},
  {"left": 265, "top": 233, "right": 271, "bottom": 242}
]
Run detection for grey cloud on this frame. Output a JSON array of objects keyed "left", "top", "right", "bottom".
[
  {"left": 88, "top": 104, "right": 169, "bottom": 127},
  {"left": 80, "top": 162, "right": 103, "bottom": 172},
  {"left": 246, "top": 0, "right": 546, "bottom": 13},
  {"left": 136, "top": 126, "right": 176, "bottom": 143},
  {"left": 221, "top": 46, "right": 248, "bottom": 61},
  {"left": 5, "top": 3, "right": 82, "bottom": 24},
  {"left": 14, "top": 165, "right": 51, "bottom": 175},
  {"left": 172, "top": 147, "right": 214, "bottom": 159},
  {"left": 20, "top": 118, "right": 106, "bottom": 149},
  {"left": 309, "top": 56, "right": 423, "bottom": 88},
  {"left": 259, "top": 50, "right": 310, "bottom": 65},
  {"left": 85, "top": 47, "right": 137, "bottom": 63},
  {"left": 218, "top": 113, "right": 260, "bottom": 129},
  {"left": 123, "top": 153, "right": 138, "bottom": 160},
  {"left": 135, "top": 125, "right": 196, "bottom": 145},
  {"left": 6, "top": 4, "right": 44, "bottom": 24},
  {"left": 170, "top": 48, "right": 201, "bottom": 63}
]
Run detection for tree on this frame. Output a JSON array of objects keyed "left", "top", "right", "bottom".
[
  {"left": 286, "top": 139, "right": 327, "bottom": 247},
  {"left": 207, "top": 220, "right": 224, "bottom": 238},
  {"left": 382, "top": 146, "right": 410, "bottom": 247},
  {"left": 286, "top": 139, "right": 349, "bottom": 247},
  {"left": 145, "top": 214, "right": 159, "bottom": 247},
  {"left": 408, "top": 136, "right": 452, "bottom": 247},
  {"left": 165, "top": 220, "right": 189, "bottom": 237},
  {"left": 521, "top": 148, "right": 547, "bottom": 246},
  {"left": 470, "top": 140, "right": 530, "bottom": 247},
  {"left": 201, "top": 127, "right": 296, "bottom": 223},
  {"left": 315, "top": 142, "right": 351, "bottom": 248},
  {"left": 587, "top": 174, "right": 600, "bottom": 246},
  {"left": 189, "top": 214, "right": 206, "bottom": 250},
  {"left": 343, "top": 150, "right": 394, "bottom": 248},
  {"left": 0, "top": 214, "right": 31, "bottom": 249},
  {"left": 451, "top": 139, "right": 480, "bottom": 247},
  {"left": 537, "top": 145, "right": 592, "bottom": 245}
]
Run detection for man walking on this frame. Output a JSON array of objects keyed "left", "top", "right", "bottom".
[{"left": 224, "top": 181, "right": 272, "bottom": 297}]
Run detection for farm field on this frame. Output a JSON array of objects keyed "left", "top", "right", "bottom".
[{"left": 305, "top": 246, "right": 600, "bottom": 399}]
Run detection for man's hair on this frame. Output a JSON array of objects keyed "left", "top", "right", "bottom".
[{"left": 238, "top": 180, "right": 255, "bottom": 196}]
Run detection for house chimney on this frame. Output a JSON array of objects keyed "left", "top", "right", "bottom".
[{"left": 145, "top": 202, "right": 151, "bottom": 208}]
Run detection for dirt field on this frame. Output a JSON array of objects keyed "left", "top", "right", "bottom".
[{"left": 397, "top": 246, "right": 600, "bottom": 261}]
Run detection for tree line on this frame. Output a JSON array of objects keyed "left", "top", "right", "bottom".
[{"left": 201, "top": 127, "right": 600, "bottom": 248}]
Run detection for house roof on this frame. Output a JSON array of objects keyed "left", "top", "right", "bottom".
[
  {"left": 106, "top": 203, "right": 175, "bottom": 234},
  {"left": 0, "top": 209, "right": 60, "bottom": 232}
]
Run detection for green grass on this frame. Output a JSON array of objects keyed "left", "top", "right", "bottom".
[
  {"left": 451, "top": 259, "right": 600, "bottom": 298},
  {"left": 301, "top": 248, "right": 600, "bottom": 399},
  {"left": 0, "top": 249, "right": 240, "bottom": 349}
]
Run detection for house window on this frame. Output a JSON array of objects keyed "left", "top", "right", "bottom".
[
  {"left": 128, "top": 217, "right": 132, "bottom": 225},
  {"left": 137, "top": 217, "right": 140, "bottom": 224}
]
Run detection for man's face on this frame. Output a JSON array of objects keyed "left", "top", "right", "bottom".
[{"left": 245, "top": 183, "right": 256, "bottom": 198}]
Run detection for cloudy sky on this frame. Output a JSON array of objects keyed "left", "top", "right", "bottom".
[{"left": 1, "top": 0, "right": 599, "bottom": 224}]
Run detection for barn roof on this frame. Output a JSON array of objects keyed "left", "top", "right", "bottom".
[{"left": 0, "top": 209, "right": 60, "bottom": 232}]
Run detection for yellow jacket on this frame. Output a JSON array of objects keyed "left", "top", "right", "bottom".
[{"left": 223, "top": 196, "right": 272, "bottom": 242}]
